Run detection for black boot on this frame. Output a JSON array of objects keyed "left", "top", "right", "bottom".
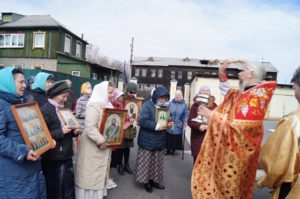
[
  {"left": 144, "top": 182, "right": 153, "bottom": 193},
  {"left": 149, "top": 179, "right": 165, "bottom": 190},
  {"left": 124, "top": 163, "right": 133, "bottom": 174},
  {"left": 117, "top": 164, "right": 125, "bottom": 175}
]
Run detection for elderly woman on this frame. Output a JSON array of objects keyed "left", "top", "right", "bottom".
[
  {"left": 0, "top": 67, "right": 46, "bottom": 199},
  {"left": 166, "top": 90, "right": 188, "bottom": 155},
  {"left": 75, "top": 81, "right": 115, "bottom": 199},
  {"left": 41, "top": 80, "right": 80, "bottom": 199},
  {"left": 135, "top": 86, "right": 173, "bottom": 193},
  {"left": 187, "top": 85, "right": 217, "bottom": 163},
  {"left": 76, "top": 82, "right": 92, "bottom": 128}
]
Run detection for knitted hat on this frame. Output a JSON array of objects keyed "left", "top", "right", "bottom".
[
  {"left": 47, "top": 80, "right": 71, "bottom": 98},
  {"left": 126, "top": 82, "right": 137, "bottom": 92}
]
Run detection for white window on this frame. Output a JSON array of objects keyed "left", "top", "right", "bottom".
[
  {"left": 135, "top": 68, "right": 140, "bottom": 77},
  {"left": 177, "top": 86, "right": 182, "bottom": 91},
  {"left": 142, "top": 69, "right": 147, "bottom": 77},
  {"left": 33, "top": 32, "right": 45, "bottom": 48},
  {"left": 0, "top": 33, "right": 24, "bottom": 48},
  {"left": 72, "top": 71, "right": 80, "bottom": 77},
  {"left": 171, "top": 71, "right": 175, "bottom": 79},
  {"left": 64, "top": 34, "right": 71, "bottom": 53},
  {"left": 92, "top": 73, "right": 97, "bottom": 80},
  {"left": 178, "top": 71, "right": 182, "bottom": 79},
  {"left": 76, "top": 41, "right": 81, "bottom": 58},
  {"left": 141, "top": 84, "right": 147, "bottom": 91},
  {"left": 151, "top": 69, "right": 156, "bottom": 77},
  {"left": 104, "top": 76, "right": 108, "bottom": 81},
  {"left": 158, "top": 69, "right": 163, "bottom": 78},
  {"left": 187, "top": 72, "right": 193, "bottom": 80}
]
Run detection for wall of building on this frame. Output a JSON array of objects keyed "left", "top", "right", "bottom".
[
  {"left": 0, "top": 57, "right": 57, "bottom": 71},
  {"left": 56, "top": 54, "right": 90, "bottom": 78}
]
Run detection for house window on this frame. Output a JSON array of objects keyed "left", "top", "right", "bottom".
[
  {"left": 76, "top": 41, "right": 82, "bottom": 58},
  {"left": 151, "top": 69, "right": 156, "bottom": 77},
  {"left": 72, "top": 71, "right": 80, "bottom": 77},
  {"left": 141, "top": 84, "right": 147, "bottom": 91},
  {"left": 158, "top": 69, "right": 163, "bottom": 78},
  {"left": 64, "top": 34, "right": 71, "bottom": 53},
  {"left": 177, "top": 86, "right": 182, "bottom": 91},
  {"left": 142, "top": 69, "right": 147, "bottom": 77},
  {"left": 33, "top": 32, "right": 45, "bottom": 48},
  {"left": 187, "top": 72, "right": 193, "bottom": 80},
  {"left": 0, "top": 33, "right": 24, "bottom": 48},
  {"left": 178, "top": 71, "right": 182, "bottom": 79},
  {"left": 135, "top": 68, "right": 140, "bottom": 77},
  {"left": 104, "top": 76, "right": 108, "bottom": 81},
  {"left": 92, "top": 73, "right": 97, "bottom": 80},
  {"left": 171, "top": 71, "right": 175, "bottom": 79}
]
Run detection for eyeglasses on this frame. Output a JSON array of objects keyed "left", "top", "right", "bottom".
[{"left": 129, "top": 91, "right": 136, "bottom": 94}]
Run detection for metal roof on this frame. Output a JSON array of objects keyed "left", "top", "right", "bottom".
[
  {"left": 133, "top": 56, "right": 278, "bottom": 73},
  {"left": 0, "top": 13, "right": 88, "bottom": 44}
]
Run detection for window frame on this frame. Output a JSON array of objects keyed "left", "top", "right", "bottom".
[
  {"left": 71, "top": 71, "right": 80, "bottom": 77},
  {"left": 178, "top": 71, "right": 182, "bottom": 79},
  {"left": 171, "top": 71, "right": 175, "bottom": 79},
  {"left": 75, "top": 41, "right": 82, "bottom": 58},
  {"left": 141, "top": 68, "right": 147, "bottom": 77},
  {"left": 0, "top": 33, "right": 25, "bottom": 48},
  {"left": 158, "top": 69, "right": 163, "bottom": 78},
  {"left": 33, "top": 32, "right": 46, "bottom": 49},
  {"left": 135, "top": 68, "right": 140, "bottom": 77},
  {"left": 151, "top": 69, "right": 156, "bottom": 77},
  {"left": 64, "top": 34, "right": 72, "bottom": 53},
  {"left": 187, "top": 72, "right": 193, "bottom": 80}
]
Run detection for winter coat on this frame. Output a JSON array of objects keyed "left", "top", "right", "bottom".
[
  {"left": 168, "top": 98, "right": 188, "bottom": 135},
  {"left": 187, "top": 99, "right": 217, "bottom": 157},
  {"left": 75, "top": 101, "right": 110, "bottom": 189},
  {"left": 76, "top": 95, "right": 89, "bottom": 130},
  {"left": 31, "top": 88, "right": 48, "bottom": 107},
  {"left": 138, "top": 86, "right": 169, "bottom": 151},
  {"left": 0, "top": 90, "right": 46, "bottom": 199},
  {"left": 41, "top": 102, "right": 76, "bottom": 161}
]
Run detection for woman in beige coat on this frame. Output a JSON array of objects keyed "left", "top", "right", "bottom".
[{"left": 75, "top": 81, "right": 114, "bottom": 199}]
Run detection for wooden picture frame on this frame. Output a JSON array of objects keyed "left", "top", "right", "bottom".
[
  {"left": 59, "top": 109, "right": 80, "bottom": 128},
  {"left": 124, "top": 98, "right": 143, "bottom": 122},
  {"left": 99, "top": 108, "right": 127, "bottom": 147},
  {"left": 155, "top": 108, "right": 169, "bottom": 129},
  {"left": 11, "top": 102, "right": 54, "bottom": 156}
]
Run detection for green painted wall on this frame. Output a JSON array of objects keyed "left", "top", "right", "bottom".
[
  {"left": 57, "top": 54, "right": 90, "bottom": 78},
  {"left": 0, "top": 29, "right": 60, "bottom": 59}
]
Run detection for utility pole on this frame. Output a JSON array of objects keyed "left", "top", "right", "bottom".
[{"left": 129, "top": 37, "right": 134, "bottom": 79}]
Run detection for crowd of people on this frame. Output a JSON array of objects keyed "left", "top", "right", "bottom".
[{"left": 0, "top": 60, "right": 299, "bottom": 199}]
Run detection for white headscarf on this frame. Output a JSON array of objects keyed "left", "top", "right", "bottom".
[{"left": 87, "top": 81, "right": 110, "bottom": 107}]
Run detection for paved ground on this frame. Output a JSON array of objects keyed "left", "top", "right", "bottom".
[{"left": 105, "top": 120, "right": 278, "bottom": 199}]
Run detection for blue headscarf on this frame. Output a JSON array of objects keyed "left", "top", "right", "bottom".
[
  {"left": 0, "top": 67, "right": 17, "bottom": 94},
  {"left": 32, "top": 72, "right": 53, "bottom": 91}
]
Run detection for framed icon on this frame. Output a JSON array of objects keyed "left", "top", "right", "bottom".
[
  {"left": 124, "top": 98, "right": 143, "bottom": 122},
  {"left": 99, "top": 108, "right": 127, "bottom": 147},
  {"left": 11, "top": 102, "right": 55, "bottom": 156},
  {"left": 59, "top": 109, "right": 80, "bottom": 128},
  {"left": 155, "top": 108, "right": 170, "bottom": 129}
]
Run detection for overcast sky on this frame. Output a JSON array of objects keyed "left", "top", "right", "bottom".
[{"left": 2, "top": 0, "right": 300, "bottom": 83}]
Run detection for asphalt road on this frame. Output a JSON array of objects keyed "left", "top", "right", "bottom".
[{"left": 105, "top": 120, "right": 279, "bottom": 199}]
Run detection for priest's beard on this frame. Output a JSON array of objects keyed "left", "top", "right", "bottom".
[{"left": 239, "top": 79, "right": 250, "bottom": 90}]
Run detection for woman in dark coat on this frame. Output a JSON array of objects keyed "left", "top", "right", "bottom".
[
  {"left": 135, "top": 86, "right": 173, "bottom": 193},
  {"left": 41, "top": 80, "right": 80, "bottom": 199},
  {"left": 0, "top": 67, "right": 46, "bottom": 199},
  {"left": 187, "top": 85, "right": 217, "bottom": 163}
]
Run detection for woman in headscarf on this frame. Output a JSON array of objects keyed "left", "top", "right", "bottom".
[
  {"left": 76, "top": 82, "right": 93, "bottom": 128},
  {"left": 187, "top": 85, "right": 217, "bottom": 163},
  {"left": 135, "top": 86, "right": 173, "bottom": 193},
  {"left": 31, "top": 72, "right": 55, "bottom": 107},
  {"left": 166, "top": 90, "right": 188, "bottom": 155},
  {"left": 75, "top": 81, "right": 115, "bottom": 199},
  {"left": 0, "top": 67, "right": 46, "bottom": 199},
  {"left": 41, "top": 80, "right": 81, "bottom": 199}
]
